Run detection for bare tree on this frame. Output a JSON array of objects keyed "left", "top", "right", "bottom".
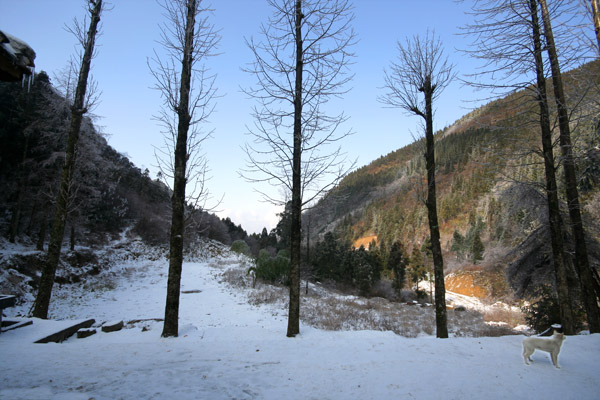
[
  {"left": 459, "top": 0, "right": 600, "bottom": 333},
  {"left": 459, "top": 0, "right": 583, "bottom": 334},
  {"left": 379, "top": 31, "right": 454, "bottom": 338},
  {"left": 242, "top": 0, "right": 356, "bottom": 337},
  {"left": 593, "top": 0, "right": 600, "bottom": 51},
  {"left": 529, "top": 0, "right": 577, "bottom": 334},
  {"left": 149, "top": 0, "right": 219, "bottom": 338},
  {"left": 33, "top": 0, "right": 104, "bottom": 319},
  {"left": 538, "top": 0, "right": 600, "bottom": 332},
  {"left": 53, "top": 57, "right": 101, "bottom": 115},
  {"left": 579, "top": 0, "right": 600, "bottom": 53}
]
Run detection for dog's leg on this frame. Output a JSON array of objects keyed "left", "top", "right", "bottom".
[
  {"left": 523, "top": 346, "right": 532, "bottom": 365},
  {"left": 551, "top": 351, "right": 560, "bottom": 369}
]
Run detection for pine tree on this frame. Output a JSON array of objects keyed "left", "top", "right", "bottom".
[
  {"left": 388, "top": 241, "right": 407, "bottom": 295},
  {"left": 470, "top": 231, "right": 485, "bottom": 264},
  {"left": 451, "top": 230, "right": 466, "bottom": 261}
]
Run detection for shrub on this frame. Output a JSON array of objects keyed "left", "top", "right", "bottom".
[
  {"left": 231, "top": 239, "right": 251, "bottom": 256},
  {"left": 522, "top": 285, "right": 586, "bottom": 333},
  {"left": 521, "top": 285, "right": 561, "bottom": 333},
  {"left": 249, "top": 249, "right": 290, "bottom": 285},
  {"left": 132, "top": 216, "right": 168, "bottom": 245}
]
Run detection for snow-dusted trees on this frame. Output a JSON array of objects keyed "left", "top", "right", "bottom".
[
  {"left": 242, "top": 0, "right": 356, "bottom": 337},
  {"left": 380, "top": 31, "right": 454, "bottom": 338},
  {"left": 33, "top": 0, "right": 104, "bottom": 319},
  {"left": 148, "top": 0, "right": 219, "bottom": 338}
]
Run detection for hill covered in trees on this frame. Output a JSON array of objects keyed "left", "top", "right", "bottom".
[
  {"left": 304, "top": 60, "right": 600, "bottom": 302},
  {"left": 0, "top": 72, "right": 243, "bottom": 249}
]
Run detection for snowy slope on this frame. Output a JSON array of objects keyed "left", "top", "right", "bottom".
[{"left": 1, "top": 247, "right": 599, "bottom": 400}]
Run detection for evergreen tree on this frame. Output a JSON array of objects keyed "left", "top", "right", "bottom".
[
  {"left": 353, "top": 246, "right": 381, "bottom": 296},
  {"left": 409, "top": 246, "right": 426, "bottom": 292},
  {"left": 275, "top": 201, "right": 293, "bottom": 252},
  {"left": 464, "top": 216, "right": 486, "bottom": 264},
  {"left": 470, "top": 231, "right": 485, "bottom": 264},
  {"left": 313, "top": 232, "right": 343, "bottom": 281},
  {"left": 451, "top": 230, "right": 466, "bottom": 261},
  {"left": 388, "top": 241, "right": 407, "bottom": 295}
]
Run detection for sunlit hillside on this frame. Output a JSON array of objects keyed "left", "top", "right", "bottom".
[{"left": 305, "top": 60, "right": 600, "bottom": 300}]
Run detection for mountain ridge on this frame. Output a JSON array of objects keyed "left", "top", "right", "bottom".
[
  {"left": 305, "top": 60, "right": 600, "bottom": 300},
  {"left": 0, "top": 71, "right": 243, "bottom": 249}
]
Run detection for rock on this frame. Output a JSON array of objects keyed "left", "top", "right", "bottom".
[
  {"left": 101, "top": 320, "right": 124, "bottom": 333},
  {"left": 454, "top": 305, "right": 467, "bottom": 312},
  {"left": 35, "top": 319, "right": 95, "bottom": 343},
  {"left": 77, "top": 328, "right": 97, "bottom": 339},
  {"left": 0, "top": 30, "right": 36, "bottom": 82}
]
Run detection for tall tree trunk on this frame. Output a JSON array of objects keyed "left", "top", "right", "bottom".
[
  {"left": 33, "top": 0, "right": 102, "bottom": 319},
  {"left": 423, "top": 76, "right": 448, "bottom": 339},
  {"left": 70, "top": 225, "right": 76, "bottom": 252},
  {"left": 162, "top": 0, "right": 196, "bottom": 338},
  {"left": 530, "top": 0, "right": 576, "bottom": 334},
  {"left": 287, "top": 0, "right": 303, "bottom": 338},
  {"left": 8, "top": 133, "right": 30, "bottom": 243},
  {"left": 8, "top": 193, "right": 22, "bottom": 243},
  {"left": 25, "top": 200, "right": 38, "bottom": 236},
  {"left": 36, "top": 215, "right": 47, "bottom": 251},
  {"left": 538, "top": 0, "right": 600, "bottom": 333},
  {"left": 591, "top": 0, "right": 600, "bottom": 54},
  {"left": 305, "top": 214, "right": 310, "bottom": 295}
]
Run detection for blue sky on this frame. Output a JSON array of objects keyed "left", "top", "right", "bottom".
[{"left": 1, "top": 0, "right": 492, "bottom": 234}]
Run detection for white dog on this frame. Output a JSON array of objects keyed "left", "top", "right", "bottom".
[{"left": 522, "top": 331, "right": 565, "bottom": 368}]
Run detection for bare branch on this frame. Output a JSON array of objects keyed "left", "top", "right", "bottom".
[
  {"left": 241, "top": 0, "right": 356, "bottom": 209},
  {"left": 149, "top": 0, "right": 221, "bottom": 210},
  {"left": 379, "top": 30, "right": 455, "bottom": 120}
]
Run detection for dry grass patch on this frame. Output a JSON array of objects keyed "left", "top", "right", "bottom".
[
  {"left": 482, "top": 304, "right": 526, "bottom": 328},
  {"left": 219, "top": 261, "right": 520, "bottom": 337}
]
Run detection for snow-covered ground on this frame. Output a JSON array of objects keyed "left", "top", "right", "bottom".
[{"left": 1, "top": 244, "right": 599, "bottom": 400}]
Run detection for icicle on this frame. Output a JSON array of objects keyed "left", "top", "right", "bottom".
[
  {"left": 29, "top": 66, "right": 35, "bottom": 91},
  {"left": 20, "top": 67, "right": 35, "bottom": 92}
]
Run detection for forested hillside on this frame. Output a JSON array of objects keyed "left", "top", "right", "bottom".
[
  {"left": 305, "top": 60, "right": 600, "bottom": 300},
  {"left": 0, "top": 72, "right": 240, "bottom": 248}
]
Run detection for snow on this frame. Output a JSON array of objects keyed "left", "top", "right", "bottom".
[
  {"left": 1, "top": 40, "right": 17, "bottom": 58},
  {"left": 0, "top": 30, "right": 36, "bottom": 88},
  {"left": 2, "top": 245, "right": 600, "bottom": 399}
]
